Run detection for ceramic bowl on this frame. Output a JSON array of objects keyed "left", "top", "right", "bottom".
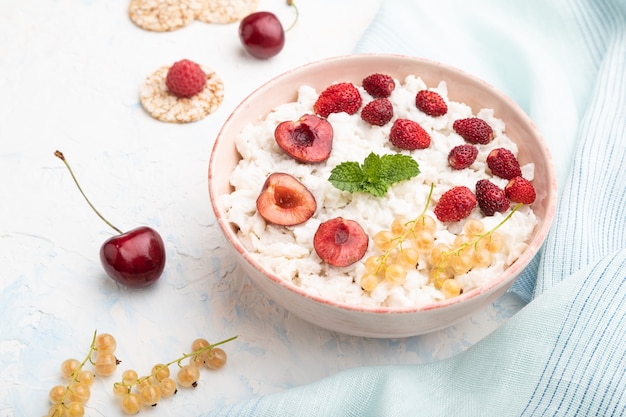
[{"left": 208, "top": 54, "right": 557, "bottom": 338}]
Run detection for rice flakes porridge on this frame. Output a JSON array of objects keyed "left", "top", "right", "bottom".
[{"left": 222, "top": 75, "right": 538, "bottom": 308}]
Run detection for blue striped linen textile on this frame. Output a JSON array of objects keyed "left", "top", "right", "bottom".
[{"left": 201, "top": 0, "right": 626, "bottom": 415}]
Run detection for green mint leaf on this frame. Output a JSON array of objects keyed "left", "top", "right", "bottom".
[
  {"left": 362, "top": 181, "right": 389, "bottom": 197},
  {"left": 328, "top": 152, "right": 420, "bottom": 197},
  {"left": 361, "top": 152, "right": 383, "bottom": 184},
  {"left": 328, "top": 161, "right": 365, "bottom": 193},
  {"left": 379, "top": 153, "right": 420, "bottom": 184}
]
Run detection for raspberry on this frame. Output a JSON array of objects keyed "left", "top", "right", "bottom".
[
  {"left": 362, "top": 73, "right": 395, "bottom": 98},
  {"left": 434, "top": 186, "right": 477, "bottom": 222},
  {"left": 415, "top": 90, "right": 448, "bottom": 117},
  {"left": 475, "top": 179, "right": 510, "bottom": 216},
  {"left": 165, "top": 59, "right": 206, "bottom": 98},
  {"left": 360, "top": 98, "right": 394, "bottom": 126},
  {"left": 314, "top": 82, "right": 363, "bottom": 118},
  {"left": 389, "top": 119, "right": 430, "bottom": 150},
  {"left": 505, "top": 176, "right": 536, "bottom": 204},
  {"left": 448, "top": 144, "right": 478, "bottom": 170},
  {"left": 453, "top": 117, "right": 494, "bottom": 145},
  {"left": 486, "top": 148, "right": 522, "bottom": 179}
]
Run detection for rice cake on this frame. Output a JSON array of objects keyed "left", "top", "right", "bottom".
[
  {"left": 140, "top": 64, "right": 224, "bottom": 123},
  {"left": 195, "top": 0, "right": 259, "bottom": 24},
  {"left": 129, "top": 0, "right": 198, "bottom": 32}
]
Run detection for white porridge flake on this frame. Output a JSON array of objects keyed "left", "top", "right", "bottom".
[{"left": 224, "top": 75, "right": 538, "bottom": 308}]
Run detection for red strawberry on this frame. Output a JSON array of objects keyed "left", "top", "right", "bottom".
[
  {"left": 505, "top": 176, "right": 536, "bottom": 204},
  {"left": 475, "top": 179, "right": 510, "bottom": 216},
  {"left": 487, "top": 148, "right": 522, "bottom": 179},
  {"left": 314, "top": 82, "right": 363, "bottom": 118},
  {"left": 389, "top": 119, "right": 431, "bottom": 150},
  {"left": 415, "top": 90, "right": 448, "bottom": 117},
  {"left": 362, "top": 73, "right": 395, "bottom": 98},
  {"left": 360, "top": 98, "right": 394, "bottom": 126},
  {"left": 165, "top": 59, "right": 206, "bottom": 98},
  {"left": 434, "top": 186, "right": 477, "bottom": 222},
  {"left": 453, "top": 117, "right": 494, "bottom": 145},
  {"left": 448, "top": 144, "right": 478, "bottom": 170}
]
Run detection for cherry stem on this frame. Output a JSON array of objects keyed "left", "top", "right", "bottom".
[
  {"left": 285, "top": 0, "right": 299, "bottom": 32},
  {"left": 54, "top": 150, "right": 123, "bottom": 235}
]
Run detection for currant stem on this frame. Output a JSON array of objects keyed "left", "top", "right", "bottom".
[
  {"left": 418, "top": 183, "right": 435, "bottom": 218},
  {"left": 54, "top": 150, "right": 123, "bottom": 235},
  {"left": 375, "top": 183, "right": 435, "bottom": 273},
  {"left": 117, "top": 335, "right": 238, "bottom": 390},
  {"left": 284, "top": 0, "right": 299, "bottom": 32},
  {"left": 172, "top": 336, "right": 238, "bottom": 368},
  {"left": 53, "top": 330, "right": 98, "bottom": 416},
  {"left": 482, "top": 202, "right": 522, "bottom": 235},
  {"left": 441, "top": 203, "right": 523, "bottom": 261}
]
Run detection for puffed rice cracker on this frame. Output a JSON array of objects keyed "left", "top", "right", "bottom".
[
  {"left": 129, "top": 0, "right": 198, "bottom": 32},
  {"left": 140, "top": 65, "right": 224, "bottom": 123},
  {"left": 195, "top": 0, "right": 259, "bottom": 24}
]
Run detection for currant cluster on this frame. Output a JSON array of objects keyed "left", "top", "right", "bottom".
[
  {"left": 361, "top": 183, "right": 522, "bottom": 299},
  {"left": 46, "top": 331, "right": 119, "bottom": 417},
  {"left": 360, "top": 185, "right": 437, "bottom": 291},
  {"left": 427, "top": 217, "right": 510, "bottom": 298},
  {"left": 113, "top": 335, "right": 237, "bottom": 415}
]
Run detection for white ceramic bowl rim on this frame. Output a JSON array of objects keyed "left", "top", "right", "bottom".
[{"left": 209, "top": 53, "right": 557, "bottom": 316}]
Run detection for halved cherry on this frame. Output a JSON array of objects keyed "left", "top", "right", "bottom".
[
  {"left": 274, "top": 114, "right": 333, "bottom": 163},
  {"left": 256, "top": 172, "right": 317, "bottom": 226},
  {"left": 313, "top": 217, "right": 369, "bottom": 267}
]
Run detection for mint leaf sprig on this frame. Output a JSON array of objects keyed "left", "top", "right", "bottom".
[{"left": 328, "top": 152, "right": 420, "bottom": 197}]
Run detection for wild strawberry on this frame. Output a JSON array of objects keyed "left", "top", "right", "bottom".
[
  {"left": 362, "top": 73, "right": 395, "bottom": 98},
  {"left": 389, "top": 119, "right": 430, "bottom": 150},
  {"left": 486, "top": 148, "right": 522, "bottom": 179},
  {"left": 453, "top": 117, "right": 494, "bottom": 145},
  {"left": 360, "top": 98, "right": 394, "bottom": 126},
  {"left": 434, "top": 186, "right": 477, "bottom": 222},
  {"left": 475, "top": 179, "right": 510, "bottom": 216},
  {"left": 505, "top": 176, "right": 536, "bottom": 204},
  {"left": 165, "top": 59, "right": 206, "bottom": 98},
  {"left": 314, "top": 82, "right": 363, "bottom": 118},
  {"left": 448, "top": 144, "right": 478, "bottom": 170},
  {"left": 415, "top": 90, "right": 447, "bottom": 117}
]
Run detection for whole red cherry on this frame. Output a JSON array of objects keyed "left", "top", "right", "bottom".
[
  {"left": 238, "top": 12, "right": 285, "bottom": 58},
  {"left": 55, "top": 151, "right": 166, "bottom": 288},
  {"left": 100, "top": 226, "right": 165, "bottom": 288},
  {"left": 238, "top": 1, "right": 299, "bottom": 59}
]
